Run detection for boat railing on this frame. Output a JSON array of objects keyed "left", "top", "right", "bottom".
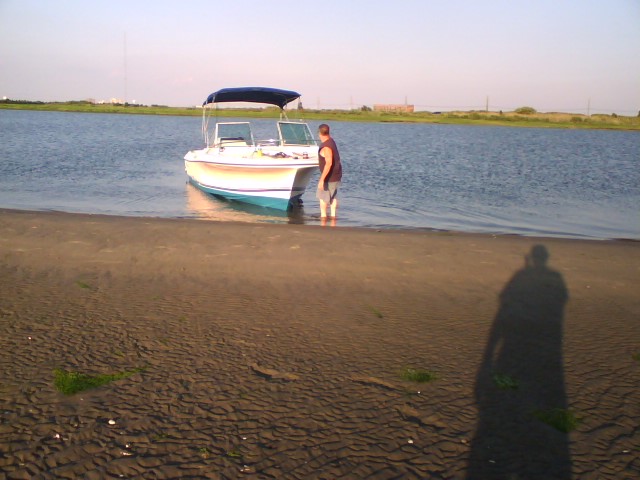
[
  {"left": 216, "top": 137, "right": 253, "bottom": 147},
  {"left": 257, "top": 138, "right": 280, "bottom": 147}
]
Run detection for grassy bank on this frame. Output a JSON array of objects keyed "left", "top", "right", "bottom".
[{"left": 2, "top": 101, "right": 639, "bottom": 130}]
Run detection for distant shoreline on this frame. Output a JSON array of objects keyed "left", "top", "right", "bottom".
[{"left": 2, "top": 101, "right": 639, "bottom": 130}]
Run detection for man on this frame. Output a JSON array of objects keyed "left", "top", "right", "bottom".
[{"left": 316, "top": 123, "right": 343, "bottom": 219}]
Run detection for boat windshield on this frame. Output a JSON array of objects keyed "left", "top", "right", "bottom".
[
  {"left": 213, "top": 122, "right": 254, "bottom": 146},
  {"left": 278, "top": 122, "right": 316, "bottom": 146}
]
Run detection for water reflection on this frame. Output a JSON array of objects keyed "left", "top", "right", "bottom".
[
  {"left": 320, "top": 216, "right": 337, "bottom": 227},
  {"left": 467, "top": 245, "right": 571, "bottom": 479},
  {"left": 185, "top": 183, "right": 308, "bottom": 225}
]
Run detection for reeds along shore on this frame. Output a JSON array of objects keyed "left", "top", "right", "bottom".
[
  {"left": 2, "top": 102, "right": 639, "bottom": 130},
  {"left": 0, "top": 209, "right": 639, "bottom": 478}
]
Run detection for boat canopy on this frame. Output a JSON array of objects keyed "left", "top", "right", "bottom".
[{"left": 203, "top": 87, "right": 301, "bottom": 109}]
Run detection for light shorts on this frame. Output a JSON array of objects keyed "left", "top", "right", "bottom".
[{"left": 316, "top": 181, "right": 341, "bottom": 203}]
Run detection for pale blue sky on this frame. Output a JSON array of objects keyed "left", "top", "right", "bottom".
[{"left": 1, "top": 0, "right": 638, "bottom": 114}]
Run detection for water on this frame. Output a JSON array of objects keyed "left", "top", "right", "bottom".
[{"left": 1, "top": 109, "right": 638, "bottom": 240}]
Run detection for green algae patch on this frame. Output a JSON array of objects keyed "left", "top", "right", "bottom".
[
  {"left": 534, "top": 408, "right": 581, "bottom": 433},
  {"left": 401, "top": 367, "right": 438, "bottom": 383},
  {"left": 54, "top": 367, "right": 144, "bottom": 395}
]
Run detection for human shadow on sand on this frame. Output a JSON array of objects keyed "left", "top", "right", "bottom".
[{"left": 467, "top": 245, "right": 571, "bottom": 480}]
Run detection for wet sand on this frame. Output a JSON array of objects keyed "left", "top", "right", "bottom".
[{"left": 0, "top": 209, "right": 638, "bottom": 479}]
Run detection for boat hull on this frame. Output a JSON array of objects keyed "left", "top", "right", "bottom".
[{"left": 184, "top": 149, "right": 318, "bottom": 210}]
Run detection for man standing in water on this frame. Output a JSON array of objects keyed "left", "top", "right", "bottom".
[{"left": 316, "top": 124, "right": 343, "bottom": 221}]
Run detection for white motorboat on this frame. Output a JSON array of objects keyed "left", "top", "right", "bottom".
[{"left": 184, "top": 87, "right": 319, "bottom": 210}]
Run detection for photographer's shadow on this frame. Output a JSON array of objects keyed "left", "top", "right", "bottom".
[{"left": 467, "top": 245, "right": 571, "bottom": 479}]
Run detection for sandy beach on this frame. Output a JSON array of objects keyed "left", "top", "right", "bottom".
[{"left": 0, "top": 208, "right": 638, "bottom": 479}]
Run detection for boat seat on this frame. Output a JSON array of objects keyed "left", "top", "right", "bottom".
[{"left": 218, "top": 137, "right": 251, "bottom": 146}]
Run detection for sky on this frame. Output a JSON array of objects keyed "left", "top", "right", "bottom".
[{"left": 1, "top": 0, "right": 639, "bottom": 114}]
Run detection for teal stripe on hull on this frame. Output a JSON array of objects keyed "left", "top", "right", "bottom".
[{"left": 188, "top": 178, "right": 299, "bottom": 210}]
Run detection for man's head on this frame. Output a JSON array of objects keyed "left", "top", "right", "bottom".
[
  {"left": 528, "top": 244, "right": 549, "bottom": 268},
  {"left": 318, "top": 124, "right": 330, "bottom": 139}
]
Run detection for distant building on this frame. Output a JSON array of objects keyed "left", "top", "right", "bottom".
[
  {"left": 96, "top": 98, "right": 124, "bottom": 105},
  {"left": 373, "top": 104, "right": 414, "bottom": 113}
]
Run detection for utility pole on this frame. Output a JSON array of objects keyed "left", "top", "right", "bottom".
[
  {"left": 485, "top": 95, "right": 489, "bottom": 112},
  {"left": 587, "top": 98, "right": 591, "bottom": 117},
  {"left": 123, "top": 32, "right": 128, "bottom": 106}
]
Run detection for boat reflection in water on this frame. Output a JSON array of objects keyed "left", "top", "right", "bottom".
[{"left": 185, "top": 183, "right": 307, "bottom": 225}]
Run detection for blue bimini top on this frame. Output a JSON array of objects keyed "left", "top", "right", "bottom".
[{"left": 203, "top": 87, "right": 300, "bottom": 109}]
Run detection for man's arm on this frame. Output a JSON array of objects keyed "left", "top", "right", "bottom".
[{"left": 318, "top": 146, "right": 333, "bottom": 188}]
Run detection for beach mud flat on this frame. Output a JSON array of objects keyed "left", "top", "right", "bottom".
[{"left": 0, "top": 209, "right": 638, "bottom": 479}]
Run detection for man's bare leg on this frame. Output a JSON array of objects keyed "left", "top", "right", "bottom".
[
  {"left": 330, "top": 198, "right": 338, "bottom": 218},
  {"left": 320, "top": 199, "right": 328, "bottom": 218}
]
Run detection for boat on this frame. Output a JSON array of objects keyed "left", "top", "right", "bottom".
[{"left": 184, "top": 87, "right": 319, "bottom": 210}]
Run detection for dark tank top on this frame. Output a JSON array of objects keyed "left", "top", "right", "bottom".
[{"left": 318, "top": 138, "right": 343, "bottom": 182}]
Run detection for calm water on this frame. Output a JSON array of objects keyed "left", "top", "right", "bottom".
[{"left": 1, "top": 109, "right": 638, "bottom": 240}]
